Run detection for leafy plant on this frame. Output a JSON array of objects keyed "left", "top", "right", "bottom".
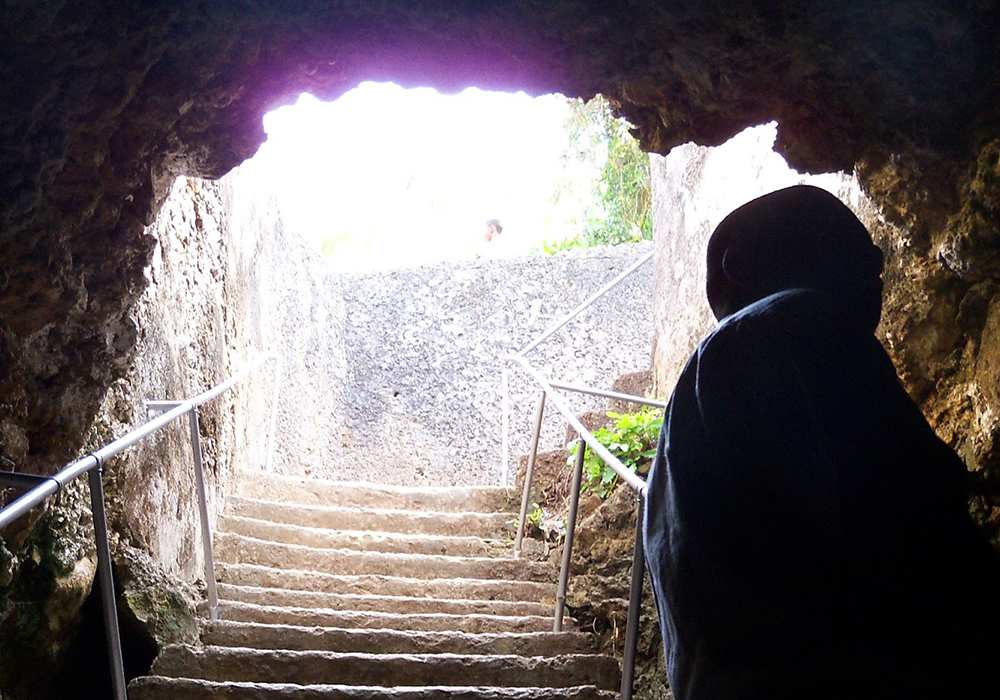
[
  {"left": 512, "top": 502, "right": 544, "bottom": 532},
  {"left": 552, "top": 95, "right": 652, "bottom": 250},
  {"left": 512, "top": 503, "right": 567, "bottom": 544},
  {"left": 528, "top": 503, "right": 543, "bottom": 528},
  {"left": 567, "top": 406, "right": 663, "bottom": 498}
]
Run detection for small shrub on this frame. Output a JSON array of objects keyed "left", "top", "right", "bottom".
[
  {"left": 567, "top": 406, "right": 663, "bottom": 498},
  {"left": 512, "top": 503, "right": 566, "bottom": 544}
]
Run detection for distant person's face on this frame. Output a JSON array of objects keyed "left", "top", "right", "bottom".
[{"left": 485, "top": 224, "right": 498, "bottom": 241}]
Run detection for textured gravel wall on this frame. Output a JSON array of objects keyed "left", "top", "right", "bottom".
[
  {"left": 332, "top": 245, "right": 654, "bottom": 487},
  {"left": 250, "top": 229, "right": 654, "bottom": 487}
]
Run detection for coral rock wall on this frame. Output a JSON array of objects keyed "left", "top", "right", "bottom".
[
  {"left": 0, "top": 171, "right": 279, "bottom": 698},
  {"left": 330, "top": 245, "right": 653, "bottom": 486}
]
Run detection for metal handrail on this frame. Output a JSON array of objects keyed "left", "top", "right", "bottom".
[
  {"left": 548, "top": 380, "right": 668, "bottom": 411},
  {"left": 500, "top": 249, "right": 653, "bottom": 486},
  {"left": 507, "top": 356, "right": 649, "bottom": 495},
  {"left": 0, "top": 351, "right": 282, "bottom": 700},
  {"left": 509, "top": 355, "right": 654, "bottom": 700},
  {"left": 500, "top": 249, "right": 656, "bottom": 700}
]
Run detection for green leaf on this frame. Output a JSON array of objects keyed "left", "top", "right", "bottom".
[
  {"left": 551, "top": 95, "right": 651, "bottom": 251},
  {"left": 567, "top": 405, "right": 664, "bottom": 499}
]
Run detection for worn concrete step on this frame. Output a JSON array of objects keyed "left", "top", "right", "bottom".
[
  {"left": 129, "top": 677, "right": 618, "bottom": 700},
  {"left": 219, "top": 515, "right": 527, "bottom": 559},
  {"left": 229, "top": 497, "right": 516, "bottom": 537},
  {"left": 217, "top": 584, "right": 554, "bottom": 617},
  {"left": 217, "top": 564, "right": 557, "bottom": 603},
  {"left": 202, "top": 620, "right": 595, "bottom": 656},
  {"left": 215, "top": 534, "right": 555, "bottom": 582},
  {"left": 236, "top": 474, "right": 517, "bottom": 513},
  {"left": 152, "top": 646, "right": 620, "bottom": 690},
  {"left": 218, "top": 600, "right": 570, "bottom": 633}
]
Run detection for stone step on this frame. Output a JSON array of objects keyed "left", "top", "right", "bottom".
[
  {"left": 236, "top": 474, "right": 516, "bottom": 513},
  {"left": 217, "top": 564, "right": 557, "bottom": 603},
  {"left": 129, "top": 677, "right": 617, "bottom": 700},
  {"left": 229, "top": 497, "right": 516, "bottom": 538},
  {"left": 219, "top": 515, "right": 525, "bottom": 559},
  {"left": 217, "top": 583, "right": 554, "bottom": 617},
  {"left": 152, "top": 646, "right": 620, "bottom": 690},
  {"left": 218, "top": 600, "right": 569, "bottom": 633},
  {"left": 215, "top": 534, "right": 555, "bottom": 582},
  {"left": 201, "top": 620, "right": 595, "bottom": 656}
]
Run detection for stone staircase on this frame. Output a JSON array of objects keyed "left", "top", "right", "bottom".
[{"left": 129, "top": 473, "right": 620, "bottom": 699}]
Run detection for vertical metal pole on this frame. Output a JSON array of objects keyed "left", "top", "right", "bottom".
[
  {"left": 189, "top": 408, "right": 220, "bottom": 621},
  {"left": 620, "top": 494, "right": 646, "bottom": 700},
  {"left": 514, "top": 391, "right": 547, "bottom": 558},
  {"left": 501, "top": 364, "right": 510, "bottom": 487},
  {"left": 264, "top": 356, "right": 281, "bottom": 473},
  {"left": 88, "top": 464, "right": 128, "bottom": 700},
  {"left": 554, "top": 436, "right": 586, "bottom": 632}
]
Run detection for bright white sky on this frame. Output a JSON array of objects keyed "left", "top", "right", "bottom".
[{"left": 251, "top": 82, "right": 597, "bottom": 270}]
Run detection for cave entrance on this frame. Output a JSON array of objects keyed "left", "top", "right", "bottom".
[{"left": 187, "top": 81, "right": 658, "bottom": 485}]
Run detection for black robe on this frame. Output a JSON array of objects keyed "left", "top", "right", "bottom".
[{"left": 643, "top": 288, "right": 1000, "bottom": 699}]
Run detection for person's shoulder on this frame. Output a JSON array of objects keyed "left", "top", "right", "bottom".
[
  {"left": 726, "top": 288, "right": 822, "bottom": 325},
  {"left": 695, "top": 288, "right": 843, "bottom": 369},
  {"left": 698, "top": 289, "right": 809, "bottom": 345},
  {"left": 714, "top": 288, "right": 859, "bottom": 342}
]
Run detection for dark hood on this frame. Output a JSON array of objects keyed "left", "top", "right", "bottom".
[{"left": 705, "top": 185, "right": 884, "bottom": 332}]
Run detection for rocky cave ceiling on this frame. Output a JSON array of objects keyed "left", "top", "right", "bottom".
[{"left": 1, "top": 0, "right": 999, "bottom": 478}]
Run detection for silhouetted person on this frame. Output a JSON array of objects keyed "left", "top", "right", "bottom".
[{"left": 643, "top": 185, "right": 1000, "bottom": 699}]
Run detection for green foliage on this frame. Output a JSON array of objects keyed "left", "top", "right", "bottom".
[
  {"left": 512, "top": 502, "right": 543, "bottom": 532},
  {"left": 552, "top": 95, "right": 652, "bottom": 250},
  {"left": 568, "top": 406, "right": 663, "bottom": 498},
  {"left": 532, "top": 237, "right": 586, "bottom": 255},
  {"left": 512, "top": 503, "right": 566, "bottom": 543}
]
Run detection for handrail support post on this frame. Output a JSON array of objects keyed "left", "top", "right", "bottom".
[
  {"left": 554, "top": 435, "right": 586, "bottom": 632},
  {"left": 0, "top": 351, "right": 282, "bottom": 697},
  {"left": 514, "top": 391, "right": 546, "bottom": 558},
  {"left": 188, "top": 408, "right": 220, "bottom": 621},
  {"left": 88, "top": 464, "right": 128, "bottom": 700},
  {"left": 620, "top": 493, "right": 646, "bottom": 700}
]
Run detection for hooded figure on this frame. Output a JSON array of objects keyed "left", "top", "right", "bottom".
[{"left": 643, "top": 185, "right": 1000, "bottom": 699}]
